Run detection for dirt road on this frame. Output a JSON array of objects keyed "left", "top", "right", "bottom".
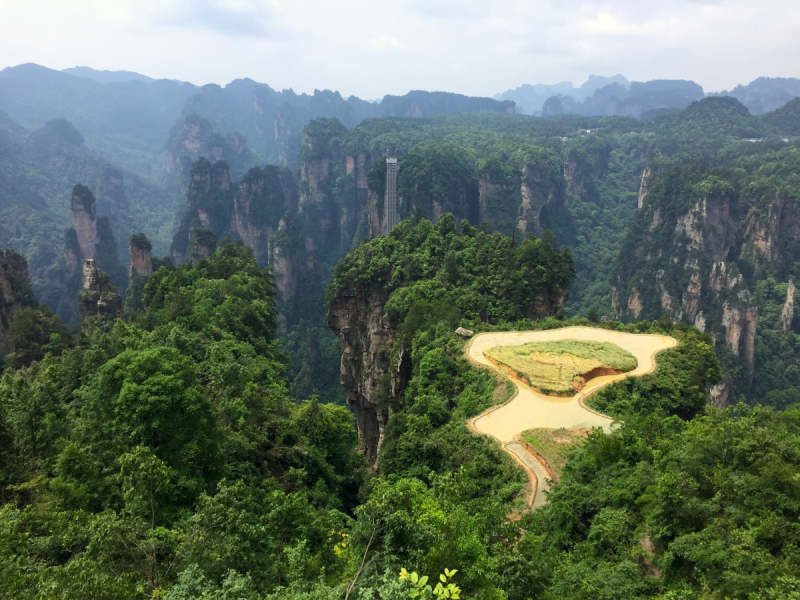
[{"left": 466, "top": 327, "right": 677, "bottom": 508}]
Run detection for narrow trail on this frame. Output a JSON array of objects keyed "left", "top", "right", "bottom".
[{"left": 465, "top": 327, "right": 677, "bottom": 509}]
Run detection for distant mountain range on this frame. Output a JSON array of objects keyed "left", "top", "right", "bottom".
[{"left": 495, "top": 75, "right": 800, "bottom": 118}]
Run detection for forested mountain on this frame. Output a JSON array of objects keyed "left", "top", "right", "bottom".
[
  {"left": 2, "top": 64, "right": 800, "bottom": 598},
  {"left": 3, "top": 65, "right": 800, "bottom": 407},
  {"left": 497, "top": 75, "right": 800, "bottom": 118},
  {"left": 3, "top": 231, "right": 796, "bottom": 598}
]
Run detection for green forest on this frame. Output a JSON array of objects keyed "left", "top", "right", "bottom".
[
  {"left": 2, "top": 70, "right": 800, "bottom": 598},
  {"left": 2, "top": 216, "right": 799, "bottom": 597}
]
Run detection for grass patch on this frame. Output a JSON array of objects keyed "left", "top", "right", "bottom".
[
  {"left": 484, "top": 340, "right": 637, "bottom": 395},
  {"left": 521, "top": 427, "right": 590, "bottom": 480},
  {"left": 491, "top": 378, "right": 516, "bottom": 406}
]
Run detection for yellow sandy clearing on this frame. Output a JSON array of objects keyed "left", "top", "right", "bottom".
[{"left": 466, "top": 326, "right": 677, "bottom": 507}]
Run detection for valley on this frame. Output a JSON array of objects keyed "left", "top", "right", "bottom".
[{"left": 1, "top": 62, "right": 800, "bottom": 598}]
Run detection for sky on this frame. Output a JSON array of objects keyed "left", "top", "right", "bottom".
[{"left": 1, "top": 0, "right": 799, "bottom": 99}]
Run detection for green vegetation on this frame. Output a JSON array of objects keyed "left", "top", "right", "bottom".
[
  {"left": 4, "top": 78, "right": 800, "bottom": 597},
  {"left": 520, "top": 428, "right": 588, "bottom": 479},
  {"left": 485, "top": 340, "right": 637, "bottom": 394},
  {"left": 331, "top": 214, "right": 574, "bottom": 324},
  {"left": 1, "top": 229, "right": 796, "bottom": 598},
  {"left": 0, "top": 115, "right": 178, "bottom": 315},
  {"left": 0, "top": 243, "right": 363, "bottom": 598}
]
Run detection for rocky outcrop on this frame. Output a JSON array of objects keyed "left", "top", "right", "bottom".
[
  {"left": 64, "top": 184, "right": 126, "bottom": 303},
  {"left": 230, "top": 165, "right": 299, "bottom": 266},
  {"left": 780, "top": 280, "right": 795, "bottom": 333},
  {"left": 612, "top": 166, "right": 800, "bottom": 400},
  {"left": 79, "top": 259, "right": 122, "bottom": 323},
  {"left": 191, "top": 229, "right": 216, "bottom": 265},
  {"left": 327, "top": 285, "right": 408, "bottom": 463},
  {"left": 638, "top": 166, "right": 652, "bottom": 209},
  {"left": 709, "top": 379, "right": 731, "bottom": 409},
  {"left": 339, "top": 152, "right": 371, "bottom": 249},
  {"left": 297, "top": 120, "right": 347, "bottom": 246},
  {"left": 271, "top": 216, "right": 300, "bottom": 333},
  {"left": 477, "top": 166, "right": 561, "bottom": 237},
  {"left": 165, "top": 115, "right": 252, "bottom": 180},
  {"left": 172, "top": 159, "right": 234, "bottom": 266},
  {"left": 124, "top": 233, "right": 154, "bottom": 315},
  {"left": 627, "top": 288, "right": 643, "bottom": 319},
  {"left": 367, "top": 188, "right": 384, "bottom": 238},
  {"left": 129, "top": 234, "right": 153, "bottom": 279},
  {"left": 516, "top": 166, "right": 556, "bottom": 235},
  {"left": 189, "top": 158, "right": 230, "bottom": 199},
  {"left": 0, "top": 249, "right": 34, "bottom": 355},
  {"left": 233, "top": 174, "right": 273, "bottom": 265},
  {"left": 328, "top": 263, "right": 568, "bottom": 464},
  {"left": 71, "top": 184, "right": 99, "bottom": 264}
]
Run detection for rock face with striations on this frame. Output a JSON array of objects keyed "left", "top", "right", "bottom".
[
  {"left": 124, "top": 233, "right": 155, "bottom": 315},
  {"left": 0, "top": 249, "right": 35, "bottom": 355},
  {"left": 129, "top": 233, "right": 154, "bottom": 279},
  {"left": 79, "top": 259, "right": 122, "bottom": 322},
  {"left": 70, "top": 184, "right": 99, "bottom": 269},
  {"left": 171, "top": 158, "right": 233, "bottom": 265},
  {"left": 612, "top": 167, "right": 800, "bottom": 404},
  {"left": 327, "top": 224, "right": 571, "bottom": 464},
  {"left": 328, "top": 274, "right": 568, "bottom": 462},
  {"left": 231, "top": 165, "right": 297, "bottom": 265},
  {"left": 327, "top": 285, "right": 407, "bottom": 463},
  {"left": 297, "top": 119, "right": 347, "bottom": 249}
]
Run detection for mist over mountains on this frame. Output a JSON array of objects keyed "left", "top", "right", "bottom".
[{"left": 3, "top": 50, "right": 800, "bottom": 599}]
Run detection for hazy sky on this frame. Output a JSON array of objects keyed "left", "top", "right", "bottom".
[{"left": 1, "top": 0, "right": 798, "bottom": 98}]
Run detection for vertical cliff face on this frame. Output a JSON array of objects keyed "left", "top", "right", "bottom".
[
  {"left": 129, "top": 234, "right": 153, "bottom": 279},
  {"left": 230, "top": 165, "right": 294, "bottom": 265},
  {"left": 779, "top": 280, "right": 795, "bottom": 333},
  {"left": 638, "top": 166, "right": 652, "bottom": 209},
  {"left": 165, "top": 114, "right": 253, "bottom": 182},
  {"left": 327, "top": 285, "right": 402, "bottom": 462},
  {"left": 475, "top": 148, "right": 573, "bottom": 238},
  {"left": 327, "top": 221, "right": 573, "bottom": 462},
  {"left": 124, "top": 233, "right": 154, "bottom": 315},
  {"left": 61, "top": 184, "right": 125, "bottom": 323},
  {"left": 65, "top": 184, "right": 125, "bottom": 286},
  {"left": 0, "top": 249, "right": 34, "bottom": 355},
  {"left": 271, "top": 216, "right": 300, "bottom": 333},
  {"left": 172, "top": 158, "right": 233, "bottom": 265},
  {"left": 613, "top": 166, "right": 800, "bottom": 404},
  {"left": 516, "top": 165, "right": 558, "bottom": 235},
  {"left": 339, "top": 152, "right": 371, "bottom": 250},
  {"left": 297, "top": 119, "right": 348, "bottom": 250},
  {"left": 70, "top": 184, "right": 99, "bottom": 264},
  {"left": 191, "top": 229, "right": 217, "bottom": 265},
  {"left": 328, "top": 275, "right": 568, "bottom": 461},
  {"left": 79, "top": 259, "right": 122, "bottom": 324}
]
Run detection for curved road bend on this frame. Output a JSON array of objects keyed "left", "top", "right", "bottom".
[{"left": 466, "top": 326, "right": 677, "bottom": 508}]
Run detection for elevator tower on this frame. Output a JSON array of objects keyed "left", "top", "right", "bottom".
[{"left": 383, "top": 158, "right": 399, "bottom": 235}]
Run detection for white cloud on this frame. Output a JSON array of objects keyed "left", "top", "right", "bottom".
[
  {"left": 153, "top": 0, "right": 277, "bottom": 36},
  {"left": 0, "top": 0, "right": 798, "bottom": 98},
  {"left": 368, "top": 36, "right": 401, "bottom": 51}
]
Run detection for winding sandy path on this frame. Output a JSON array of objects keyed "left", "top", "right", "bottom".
[{"left": 465, "top": 327, "right": 677, "bottom": 508}]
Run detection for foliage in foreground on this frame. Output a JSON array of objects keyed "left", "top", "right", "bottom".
[{"left": 1, "top": 237, "right": 798, "bottom": 599}]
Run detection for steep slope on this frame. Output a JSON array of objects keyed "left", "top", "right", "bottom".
[
  {"left": 613, "top": 143, "right": 800, "bottom": 406},
  {"left": 0, "top": 249, "right": 35, "bottom": 355},
  {"left": 327, "top": 216, "right": 574, "bottom": 461}
]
